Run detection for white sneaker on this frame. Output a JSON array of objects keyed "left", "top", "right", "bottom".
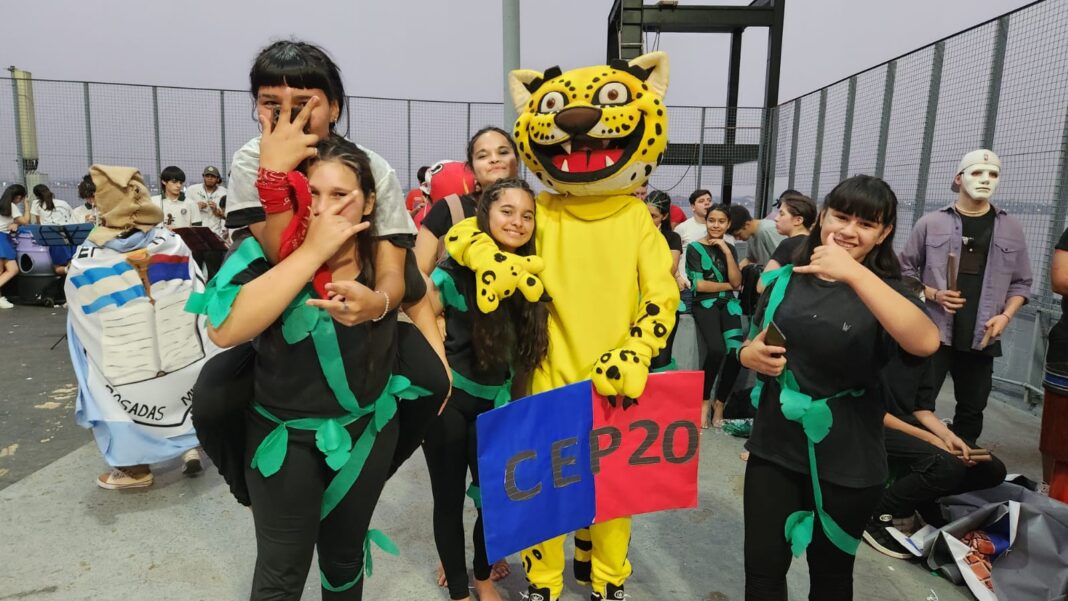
[
  {"left": 181, "top": 448, "right": 203, "bottom": 476},
  {"left": 0, "top": 296, "right": 13, "bottom": 309}
]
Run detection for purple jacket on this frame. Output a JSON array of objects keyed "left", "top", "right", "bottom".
[{"left": 899, "top": 203, "right": 1033, "bottom": 350}]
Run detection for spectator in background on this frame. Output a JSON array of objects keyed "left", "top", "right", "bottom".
[
  {"left": 669, "top": 203, "right": 686, "bottom": 229},
  {"left": 758, "top": 194, "right": 817, "bottom": 293},
  {"left": 900, "top": 149, "right": 1032, "bottom": 444},
  {"left": 29, "top": 184, "right": 74, "bottom": 225},
  {"left": 186, "top": 166, "right": 227, "bottom": 239},
  {"left": 632, "top": 183, "right": 648, "bottom": 201},
  {"left": 675, "top": 189, "right": 713, "bottom": 249},
  {"left": 766, "top": 188, "right": 801, "bottom": 222},
  {"left": 71, "top": 175, "right": 97, "bottom": 224},
  {"left": 407, "top": 165, "right": 430, "bottom": 218},
  {"left": 1041, "top": 226, "right": 1068, "bottom": 503},
  {"left": 151, "top": 166, "right": 200, "bottom": 229},
  {"left": 728, "top": 204, "right": 785, "bottom": 268},
  {"left": 0, "top": 184, "right": 29, "bottom": 309},
  {"left": 647, "top": 191, "right": 684, "bottom": 372}
]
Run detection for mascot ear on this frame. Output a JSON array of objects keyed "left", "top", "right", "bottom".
[
  {"left": 509, "top": 69, "right": 544, "bottom": 114},
  {"left": 628, "top": 51, "right": 670, "bottom": 98}
]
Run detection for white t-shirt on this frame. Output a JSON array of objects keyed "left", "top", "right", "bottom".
[
  {"left": 31, "top": 198, "right": 74, "bottom": 225},
  {"left": 185, "top": 183, "right": 228, "bottom": 238},
  {"left": 0, "top": 203, "right": 21, "bottom": 229},
  {"left": 70, "top": 203, "right": 97, "bottom": 224},
  {"left": 151, "top": 195, "right": 201, "bottom": 229},
  {"left": 225, "top": 136, "right": 416, "bottom": 237},
  {"left": 674, "top": 217, "right": 707, "bottom": 250}
]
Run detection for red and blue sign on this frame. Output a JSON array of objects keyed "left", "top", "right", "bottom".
[{"left": 476, "top": 371, "right": 702, "bottom": 561}]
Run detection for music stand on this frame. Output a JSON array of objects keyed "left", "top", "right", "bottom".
[{"left": 173, "top": 226, "right": 228, "bottom": 279}]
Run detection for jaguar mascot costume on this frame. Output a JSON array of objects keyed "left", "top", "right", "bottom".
[{"left": 445, "top": 52, "right": 679, "bottom": 601}]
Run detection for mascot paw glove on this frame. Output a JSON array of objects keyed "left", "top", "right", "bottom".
[
  {"left": 444, "top": 218, "right": 547, "bottom": 313},
  {"left": 592, "top": 343, "right": 652, "bottom": 406}
]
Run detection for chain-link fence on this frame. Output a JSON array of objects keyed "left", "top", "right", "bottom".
[{"left": 763, "top": 0, "right": 1068, "bottom": 405}]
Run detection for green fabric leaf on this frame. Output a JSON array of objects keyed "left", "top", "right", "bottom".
[
  {"left": 778, "top": 385, "right": 812, "bottom": 422},
  {"left": 431, "top": 268, "right": 468, "bottom": 312},
  {"left": 801, "top": 399, "right": 833, "bottom": 443},
  {"left": 466, "top": 484, "right": 483, "bottom": 509},
  {"left": 250, "top": 424, "right": 288, "bottom": 478},
  {"left": 726, "top": 299, "right": 743, "bottom": 317},
  {"left": 316, "top": 419, "right": 353, "bottom": 472},
  {"left": 784, "top": 510, "right": 815, "bottom": 557},
  {"left": 184, "top": 237, "right": 267, "bottom": 327}
]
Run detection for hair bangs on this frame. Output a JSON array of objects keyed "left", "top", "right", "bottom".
[{"left": 823, "top": 176, "right": 897, "bottom": 226}]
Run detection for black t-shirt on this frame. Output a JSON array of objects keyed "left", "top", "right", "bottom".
[
  {"left": 231, "top": 258, "right": 398, "bottom": 421},
  {"left": 1047, "top": 228, "right": 1068, "bottom": 367},
  {"left": 421, "top": 195, "right": 477, "bottom": 238},
  {"left": 953, "top": 210, "right": 997, "bottom": 355},
  {"left": 880, "top": 349, "right": 935, "bottom": 427},
  {"left": 686, "top": 240, "right": 738, "bottom": 306},
  {"left": 745, "top": 273, "right": 922, "bottom": 488},
  {"left": 770, "top": 234, "right": 807, "bottom": 266},
  {"left": 435, "top": 258, "right": 511, "bottom": 386},
  {"left": 663, "top": 230, "right": 682, "bottom": 253}
]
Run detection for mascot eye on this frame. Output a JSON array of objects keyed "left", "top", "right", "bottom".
[
  {"left": 539, "top": 91, "right": 566, "bottom": 114},
  {"left": 595, "top": 82, "right": 630, "bottom": 106}
]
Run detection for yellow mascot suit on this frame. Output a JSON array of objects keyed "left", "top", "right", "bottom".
[{"left": 445, "top": 52, "right": 679, "bottom": 601}]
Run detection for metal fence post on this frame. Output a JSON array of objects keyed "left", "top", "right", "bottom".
[
  {"left": 1043, "top": 102, "right": 1068, "bottom": 307},
  {"left": 406, "top": 100, "right": 412, "bottom": 187},
  {"left": 696, "top": 107, "right": 706, "bottom": 190},
  {"left": 760, "top": 107, "right": 778, "bottom": 216},
  {"left": 983, "top": 16, "right": 1010, "bottom": 149},
  {"left": 840, "top": 76, "right": 857, "bottom": 181},
  {"left": 875, "top": 60, "right": 897, "bottom": 178},
  {"left": 151, "top": 86, "right": 162, "bottom": 187},
  {"left": 467, "top": 102, "right": 472, "bottom": 138},
  {"left": 811, "top": 88, "right": 827, "bottom": 199},
  {"left": 788, "top": 101, "right": 800, "bottom": 190},
  {"left": 219, "top": 90, "right": 227, "bottom": 176},
  {"left": 83, "top": 82, "right": 94, "bottom": 166},
  {"left": 913, "top": 42, "right": 944, "bottom": 222},
  {"left": 9, "top": 78, "right": 25, "bottom": 184}
]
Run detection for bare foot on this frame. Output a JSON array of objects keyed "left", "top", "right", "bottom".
[
  {"left": 739, "top": 451, "right": 750, "bottom": 462},
  {"left": 711, "top": 400, "right": 726, "bottom": 428},
  {"left": 700, "top": 400, "right": 711, "bottom": 429},
  {"left": 436, "top": 561, "right": 447, "bottom": 587},
  {"left": 489, "top": 559, "right": 510, "bottom": 581},
  {"left": 473, "top": 578, "right": 503, "bottom": 601}
]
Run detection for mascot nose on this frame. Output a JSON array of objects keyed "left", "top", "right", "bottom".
[{"left": 555, "top": 106, "right": 603, "bottom": 136}]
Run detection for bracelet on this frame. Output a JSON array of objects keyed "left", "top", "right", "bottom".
[
  {"left": 371, "top": 290, "right": 391, "bottom": 322},
  {"left": 998, "top": 312, "right": 1011, "bottom": 321}
]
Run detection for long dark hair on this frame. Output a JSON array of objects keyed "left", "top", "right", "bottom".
[
  {"left": 250, "top": 40, "right": 346, "bottom": 133},
  {"left": 646, "top": 190, "right": 673, "bottom": 236},
  {"left": 796, "top": 175, "right": 901, "bottom": 279},
  {"left": 0, "top": 184, "right": 26, "bottom": 218},
  {"left": 32, "top": 184, "right": 55, "bottom": 212},
  {"left": 466, "top": 126, "right": 519, "bottom": 196},
  {"left": 471, "top": 177, "right": 549, "bottom": 377},
  {"left": 301, "top": 134, "right": 377, "bottom": 284}
]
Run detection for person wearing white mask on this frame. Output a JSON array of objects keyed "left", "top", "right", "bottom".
[{"left": 900, "top": 149, "right": 1033, "bottom": 444}]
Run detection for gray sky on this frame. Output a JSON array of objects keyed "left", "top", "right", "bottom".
[{"left": 3, "top": 0, "right": 1033, "bottom": 105}]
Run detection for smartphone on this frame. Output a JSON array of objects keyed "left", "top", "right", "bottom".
[
  {"left": 271, "top": 105, "right": 307, "bottom": 131},
  {"left": 765, "top": 320, "right": 786, "bottom": 358}
]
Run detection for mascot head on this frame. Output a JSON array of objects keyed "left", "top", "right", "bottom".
[{"left": 508, "top": 52, "right": 669, "bottom": 196}]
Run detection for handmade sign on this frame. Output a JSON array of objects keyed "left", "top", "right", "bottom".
[{"left": 476, "top": 371, "right": 701, "bottom": 561}]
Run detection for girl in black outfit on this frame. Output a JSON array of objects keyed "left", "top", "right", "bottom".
[
  {"left": 647, "top": 191, "right": 683, "bottom": 371},
  {"left": 423, "top": 177, "right": 549, "bottom": 601},
  {"left": 739, "top": 175, "right": 939, "bottom": 601},
  {"left": 760, "top": 194, "right": 817, "bottom": 292},
  {"left": 197, "top": 134, "right": 416, "bottom": 600},
  {"left": 414, "top": 126, "right": 519, "bottom": 275},
  {"left": 685, "top": 204, "right": 742, "bottom": 428}
]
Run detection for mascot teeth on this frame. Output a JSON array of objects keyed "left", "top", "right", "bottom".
[
  {"left": 562, "top": 141, "right": 572, "bottom": 154},
  {"left": 561, "top": 159, "right": 570, "bottom": 172}
]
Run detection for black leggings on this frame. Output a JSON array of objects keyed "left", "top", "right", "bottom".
[
  {"left": 245, "top": 408, "right": 399, "bottom": 600},
  {"left": 192, "top": 321, "right": 449, "bottom": 505},
  {"left": 422, "top": 389, "right": 495, "bottom": 600},
  {"left": 743, "top": 454, "right": 884, "bottom": 601},
  {"left": 692, "top": 302, "right": 742, "bottom": 401}
]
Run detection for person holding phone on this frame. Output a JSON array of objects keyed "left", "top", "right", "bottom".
[
  {"left": 739, "top": 175, "right": 939, "bottom": 600},
  {"left": 685, "top": 203, "right": 743, "bottom": 428}
]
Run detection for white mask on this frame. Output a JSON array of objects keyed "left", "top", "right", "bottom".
[{"left": 960, "top": 164, "right": 1000, "bottom": 201}]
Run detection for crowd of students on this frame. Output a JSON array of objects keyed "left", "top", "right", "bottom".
[{"left": 11, "top": 35, "right": 1062, "bottom": 601}]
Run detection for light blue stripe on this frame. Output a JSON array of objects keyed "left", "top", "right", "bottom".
[
  {"left": 71, "top": 263, "right": 134, "bottom": 287},
  {"left": 81, "top": 285, "right": 146, "bottom": 314}
]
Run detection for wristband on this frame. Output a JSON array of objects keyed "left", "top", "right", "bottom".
[{"left": 371, "top": 290, "right": 391, "bottom": 322}]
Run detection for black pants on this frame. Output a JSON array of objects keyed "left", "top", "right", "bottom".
[
  {"left": 744, "top": 454, "right": 884, "bottom": 601},
  {"left": 692, "top": 302, "right": 742, "bottom": 401},
  {"left": 422, "top": 389, "right": 494, "bottom": 600},
  {"left": 650, "top": 311, "right": 680, "bottom": 371},
  {"left": 876, "top": 427, "right": 1007, "bottom": 525},
  {"left": 245, "top": 409, "right": 399, "bottom": 600},
  {"left": 192, "top": 322, "right": 449, "bottom": 505},
  {"left": 928, "top": 345, "right": 994, "bottom": 444}
]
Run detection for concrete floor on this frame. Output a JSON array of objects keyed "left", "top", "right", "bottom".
[{"left": 0, "top": 306, "right": 1046, "bottom": 600}]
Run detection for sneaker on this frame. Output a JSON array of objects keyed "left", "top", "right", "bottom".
[
  {"left": 97, "top": 467, "right": 153, "bottom": 490},
  {"left": 863, "top": 514, "right": 913, "bottom": 559},
  {"left": 892, "top": 513, "right": 919, "bottom": 536},
  {"left": 181, "top": 448, "right": 203, "bottom": 476},
  {"left": 1038, "top": 482, "right": 1051, "bottom": 496},
  {"left": 592, "top": 583, "right": 627, "bottom": 600},
  {"left": 521, "top": 585, "right": 554, "bottom": 601},
  {"left": 0, "top": 296, "right": 13, "bottom": 309}
]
